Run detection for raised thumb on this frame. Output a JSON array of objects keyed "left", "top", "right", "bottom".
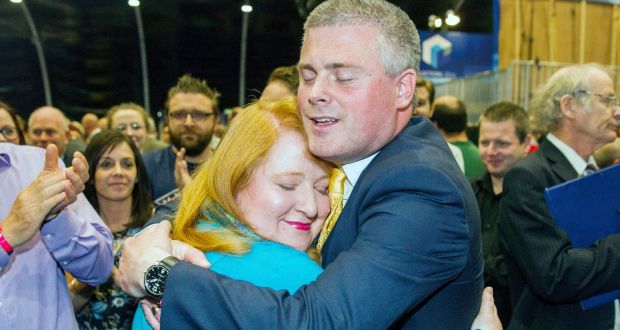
[{"left": 44, "top": 144, "right": 59, "bottom": 171}]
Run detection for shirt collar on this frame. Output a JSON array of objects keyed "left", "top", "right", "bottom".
[
  {"left": 342, "top": 152, "right": 379, "bottom": 200},
  {"left": 546, "top": 133, "right": 597, "bottom": 175}
]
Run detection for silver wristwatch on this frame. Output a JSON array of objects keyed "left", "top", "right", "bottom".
[{"left": 144, "top": 255, "right": 180, "bottom": 300}]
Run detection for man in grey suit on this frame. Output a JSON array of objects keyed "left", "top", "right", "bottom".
[{"left": 498, "top": 64, "right": 620, "bottom": 329}]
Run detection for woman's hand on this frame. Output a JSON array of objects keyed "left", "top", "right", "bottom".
[{"left": 141, "top": 299, "right": 162, "bottom": 330}]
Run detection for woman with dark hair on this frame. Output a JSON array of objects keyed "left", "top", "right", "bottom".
[
  {"left": 72, "top": 130, "right": 153, "bottom": 329},
  {"left": 0, "top": 100, "right": 26, "bottom": 145}
]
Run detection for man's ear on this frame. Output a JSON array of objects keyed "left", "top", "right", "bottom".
[
  {"left": 559, "top": 94, "right": 577, "bottom": 120},
  {"left": 396, "top": 69, "right": 416, "bottom": 110},
  {"left": 64, "top": 129, "right": 71, "bottom": 144},
  {"left": 521, "top": 134, "right": 532, "bottom": 153}
]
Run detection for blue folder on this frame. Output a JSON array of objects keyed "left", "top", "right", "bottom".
[{"left": 544, "top": 163, "right": 620, "bottom": 310}]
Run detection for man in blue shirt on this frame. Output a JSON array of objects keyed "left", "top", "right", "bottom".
[
  {"left": 142, "top": 74, "right": 221, "bottom": 206},
  {"left": 0, "top": 143, "right": 113, "bottom": 329}
]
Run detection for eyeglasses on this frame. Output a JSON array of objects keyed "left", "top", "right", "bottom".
[
  {"left": 168, "top": 110, "right": 215, "bottom": 123},
  {"left": 0, "top": 126, "right": 18, "bottom": 140},
  {"left": 574, "top": 90, "right": 619, "bottom": 109},
  {"left": 115, "top": 122, "right": 144, "bottom": 131}
]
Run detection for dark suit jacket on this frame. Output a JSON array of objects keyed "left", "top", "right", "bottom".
[
  {"left": 161, "top": 117, "right": 483, "bottom": 329},
  {"left": 498, "top": 139, "right": 620, "bottom": 329},
  {"left": 142, "top": 146, "right": 176, "bottom": 201}
]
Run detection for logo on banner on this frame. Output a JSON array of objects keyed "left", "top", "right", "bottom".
[{"left": 422, "top": 34, "right": 452, "bottom": 69}]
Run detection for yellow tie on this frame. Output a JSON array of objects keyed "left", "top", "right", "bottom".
[{"left": 316, "top": 167, "right": 347, "bottom": 253}]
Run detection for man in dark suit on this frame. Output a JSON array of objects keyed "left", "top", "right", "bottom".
[
  {"left": 498, "top": 64, "right": 620, "bottom": 329},
  {"left": 118, "top": 0, "right": 484, "bottom": 328}
]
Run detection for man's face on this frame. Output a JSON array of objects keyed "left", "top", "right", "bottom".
[
  {"left": 478, "top": 119, "right": 528, "bottom": 179},
  {"left": 573, "top": 72, "right": 620, "bottom": 149},
  {"left": 297, "top": 25, "right": 410, "bottom": 164},
  {"left": 167, "top": 93, "right": 217, "bottom": 157},
  {"left": 29, "top": 110, "right": 68, "bottom": 155},
  {"left": 415, "top": 86, "right": 432, "bottom": 117}
]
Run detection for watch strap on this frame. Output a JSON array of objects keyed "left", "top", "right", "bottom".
[{"left": 160, "top": 255, "right": 180, "bottom": 269}]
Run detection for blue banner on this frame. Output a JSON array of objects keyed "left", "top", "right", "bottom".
[{"left": 419, "top": 30, "right": 496, "bottom": 80}]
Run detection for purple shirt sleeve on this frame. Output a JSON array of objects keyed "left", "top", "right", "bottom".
[
  {"left": 0, "top": 248, "right": 10, "bottom": 269},
  {"left": 40, "top": 193, "right": 113, "bottom": 285},
  {"left": 0, "top": 143, "right": 114, "bottom": 329}
]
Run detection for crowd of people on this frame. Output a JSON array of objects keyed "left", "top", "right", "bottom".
[
  {"left": 415, "top": 64, "right": 620, "bottom": 329},
  {"left": 1, "top": 0, "right": 620, "bottom": 329}
]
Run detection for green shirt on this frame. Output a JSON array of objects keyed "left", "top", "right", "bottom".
[{"left": 450, "top": 140, "right": 485, "bottom": 180}]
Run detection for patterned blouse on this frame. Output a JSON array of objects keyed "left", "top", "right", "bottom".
[{"left": 76, "top": 228, "right": 140, "bottom": 330}]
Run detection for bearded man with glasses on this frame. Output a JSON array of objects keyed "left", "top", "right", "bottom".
[{"left": 142, "top": 74, "right": 221, "bottom": 206}]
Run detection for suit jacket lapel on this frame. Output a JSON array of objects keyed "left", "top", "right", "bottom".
[
  {"left": 540, "top": 139, "right": 578, "bottom": 182},
  {"left": 320, "top": 117, "right": 447, "bottom": 264}
]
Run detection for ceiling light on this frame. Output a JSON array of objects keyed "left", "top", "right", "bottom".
[
  {"left": 445, "top": 10, "right": 461, "bottom": 26},
  {"left": 428, "top": 15, "right": 442, "bottom": 29}
]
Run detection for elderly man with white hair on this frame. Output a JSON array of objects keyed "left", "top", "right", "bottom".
[{"left": 498, "top": 64, "right": 620, "bottom": 329}]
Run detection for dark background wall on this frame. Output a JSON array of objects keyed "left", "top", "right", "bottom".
[{"left": 0, "top": 0, "right": 491, "bottom": 122}]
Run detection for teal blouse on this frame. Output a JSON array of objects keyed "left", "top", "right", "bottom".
[{"left": 132, "top": 222, "right": 322, "bottom": 330}]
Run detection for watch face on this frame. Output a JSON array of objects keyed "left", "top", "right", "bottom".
[{"left": 145, "top": 265, "right": 168, "bottom": 298}]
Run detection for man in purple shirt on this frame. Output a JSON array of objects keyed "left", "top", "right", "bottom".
[{"left": 0, "top": 143, "right": 113, "bottom": 329}]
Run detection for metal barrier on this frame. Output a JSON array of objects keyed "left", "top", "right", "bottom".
[
  {"left": 434, "top": 69, "right": 511, "bottom": 124},
  {"left": 434, "top": 60, "right": 620, "bottom": 125}
]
